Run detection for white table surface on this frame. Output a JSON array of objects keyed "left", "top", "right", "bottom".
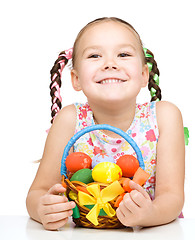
[{"left": 0, "top": 215, "right": 194, "bottom": 240}]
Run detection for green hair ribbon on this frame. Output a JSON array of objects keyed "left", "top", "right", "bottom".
[
  {"left": 143, "top": 48, "right": 159, "bottom": 101},
  {"left": 153, "top": 74, "right": 159, "bottom": 85},
  {"left": 143, "top": 48, "right": 153, "bottom": 58},
  {"left": 147, "top": 63, "right": 153, "bottom": 73},
  {"left": 143, "top": 48, "right": 153, "bottom": 73},
  {"left": 184, "top": 127, "right": 189, "bottom": 146}
]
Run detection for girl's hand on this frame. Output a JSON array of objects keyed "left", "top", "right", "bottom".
[
  {"left": 37, "top": 184, "right": 76, "bottom": 230},
  {"left": 116, "top": 181, "right": 156, "bottom": 227}
]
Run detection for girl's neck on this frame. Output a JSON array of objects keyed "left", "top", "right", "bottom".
[{"left": 88, "top": 99, "right": 136, "bottom": 136}]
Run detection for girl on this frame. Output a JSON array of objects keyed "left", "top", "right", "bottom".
[{"left": 26, "top": 17, "right": 185, "bottom": 230}]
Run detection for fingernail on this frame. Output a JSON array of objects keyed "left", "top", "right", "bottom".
[{"left": 70, "top": 202, "right": 76, "bottom": 208}]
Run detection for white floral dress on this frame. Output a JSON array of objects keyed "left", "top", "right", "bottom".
[{"left": 73, "top": 102, "right": 159, "bottom": 200}]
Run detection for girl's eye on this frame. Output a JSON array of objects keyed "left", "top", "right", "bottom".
[
  {"left": 88, "top": 54, "right": 101, "bottom": 58},
  {"left": 118, "top": 53, "right": 131, "bottom": 57}
]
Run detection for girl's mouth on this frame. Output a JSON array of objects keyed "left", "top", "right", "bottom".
[{"left": 97, "top": 78, "right": 127, "bottom": 84}]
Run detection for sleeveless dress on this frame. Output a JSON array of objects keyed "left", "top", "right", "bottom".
[{"left": 72, "top": 102, "right": 159, "bottom": 200}]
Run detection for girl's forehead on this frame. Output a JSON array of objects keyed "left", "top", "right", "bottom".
[{"left": 77, "top": 21, "right": 140, "bottom": 51}]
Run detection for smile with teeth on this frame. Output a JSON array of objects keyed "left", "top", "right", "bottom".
[{"left": 98, "top": 79, "right": 126, "bottom": 84}]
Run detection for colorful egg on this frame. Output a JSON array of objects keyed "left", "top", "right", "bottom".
[
  {"left": 116, "top": 155, "right": 139, "bottom": 177},
  {"left": 66, "top": 152, "right": 92, "bottom": 173},
  {"left": 92, "top": 153, "right": 115, "bottom": 168},
  {"left": 92, "top": 162, "right": 122, "bottom": 183},
  {"left": 70, "top": 168, "right": 93, "bottom": 184}
]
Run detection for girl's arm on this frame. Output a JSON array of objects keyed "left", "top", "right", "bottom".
[
  {"left": 116, "top": 101, "right": 185, "bottom": 227},
  {"left": 152, "top": 101, "right": 185, "bottom": 224},
  {"left": 26, "top": 104, "right": 77, "bottom": 230}
]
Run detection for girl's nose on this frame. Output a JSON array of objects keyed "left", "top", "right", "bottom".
[
  {"left": 104, "top": 65, "right": 118, "bottom": 70},
  {"left": 103, "top": 59, "right": 119, "bottom": 71}
]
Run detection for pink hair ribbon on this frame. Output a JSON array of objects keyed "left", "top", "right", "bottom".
[
  {"left": 65, "top": 48, "right": 73, "bottom": 60},
  {"left": 47, "top": 48, "right": 73, "bottom": 134}
]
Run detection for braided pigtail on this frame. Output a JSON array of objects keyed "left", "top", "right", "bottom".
[
  {"left": 50, "top": 49, "right": 72, "bottom": 124},
  {"left": 144, "top": 48, "right": 162, "bottom": 102}
]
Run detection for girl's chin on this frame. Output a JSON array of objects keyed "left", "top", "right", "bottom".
[{"left": 97, "top": 97, "right": 130, "bottom": 106}]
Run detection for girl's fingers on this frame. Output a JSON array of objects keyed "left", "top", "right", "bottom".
[
  {"left": 116, "top": 207, "right": 126, "bottom": 223},
  {"left": 41, "top": 194, "right": 68, "bottom": 205},
  {"left": 43, "top": 201, "right": 76, "bottom": 215},
  {"left": 116, "top": 206, "right": 133, "bottom": 227},
  {"left": 48, "top": 183, "right": 66, "bottom": 195},
  {"left": 44, "top": 210, "right": 73, "bottom": 224},
  {"left": 129, "top": 190, "right": 148, "bottom": 208},
  {"left": 41, "top": 183, "right": 68, "bottom": 205},
  {"left": 120, "top": 193, "right": 139, "bottom": 213},
  {"left": 129, "top": 181, "right": 151, "bottom": 200}
]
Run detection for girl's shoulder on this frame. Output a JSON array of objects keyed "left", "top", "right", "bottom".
[
  {"left": 50, "top": 104, "right": 77, "bottom": 137},
  {"left": 53, "top": 102, "right": 92, "bottom": 135},
  {"left": 156, "top": 101, "right": 183, "bottom": 131},
  {"left": 43, "top": 104, "right": 77, "bottom": 169},
  {"left": 156, "top": 101, "right": 182, "bottom": 116},
  {"left": 56, "top": 104, "right": 77, "bottom": 124}
]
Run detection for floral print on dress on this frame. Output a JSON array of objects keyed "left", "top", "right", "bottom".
[
  {"left": 145, "top": 129, "right": 156, "bottom": 142},
  {"left": 73, "top": 102, "right": 159, "bottom": 200}
]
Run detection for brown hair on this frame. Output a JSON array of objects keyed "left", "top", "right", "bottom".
[{"left": 49, "top": 17, "right": 161, "bottom": 124}]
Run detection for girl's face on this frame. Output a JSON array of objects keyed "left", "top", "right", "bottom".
[{"left": 71, "top": 21, "right": 149, "bottom": 106}]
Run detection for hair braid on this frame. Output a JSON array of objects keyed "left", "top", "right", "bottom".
[
  {"left": 50, "top": 51, "right": 68, "bottom": 124},
  {"left": 144, "top": 48, "right": 162, "bottom": 102}
]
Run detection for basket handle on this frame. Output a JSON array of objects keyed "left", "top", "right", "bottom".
[{"left": 61, "top": 124, "right": 144, "bottom": 177}]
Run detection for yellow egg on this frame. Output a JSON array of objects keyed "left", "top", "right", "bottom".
[{"left": 92, "top": 162, "right": 122, "bottom": 183}]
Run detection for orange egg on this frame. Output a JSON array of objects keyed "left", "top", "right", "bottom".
[
  {"left": 66, "top": 152, "right": 92, "bottom": 173},
  {"left": 116, "top": 155, "right": 139, "bottom": 177}
]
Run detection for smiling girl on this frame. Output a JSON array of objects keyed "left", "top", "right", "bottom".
[{"left": 26, "top": 17, "right": 185, "bottom": 230}]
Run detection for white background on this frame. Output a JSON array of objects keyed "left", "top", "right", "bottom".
[{"left": 0, "top": 0, "right": 194, "bottom": 218}]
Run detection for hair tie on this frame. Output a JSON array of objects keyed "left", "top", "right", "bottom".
[
  {"left": 65, "top": 48, "right": 73, "bottom": 60},
  {"left": 143, "top": 48, "right": 153, "bottom": 58}
]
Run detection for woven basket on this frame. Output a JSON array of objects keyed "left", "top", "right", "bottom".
[{"left": 61, "top": 124, "right": 144, "bottom": 229}]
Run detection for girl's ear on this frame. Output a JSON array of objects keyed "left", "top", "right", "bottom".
[
  {"left": 141, "top": 64, "right": 149, "bottom": 88},
  {"left": 71, "top": 69, "right": 82, "bottom": 91}
]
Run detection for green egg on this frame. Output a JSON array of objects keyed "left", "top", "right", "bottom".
[{"left": 70, "top": 168, "right": 93, "bottom": 184}]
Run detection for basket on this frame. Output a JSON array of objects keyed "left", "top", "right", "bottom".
[{"left": 61, "top": 124, "right": 144, "bottom": 229}]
